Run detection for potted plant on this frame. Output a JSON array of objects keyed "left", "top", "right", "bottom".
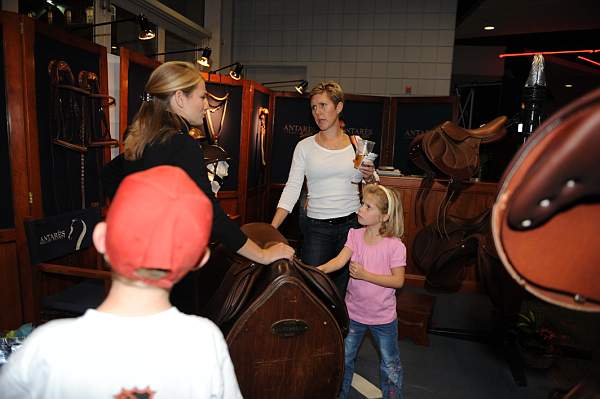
[{"left": 515, "top": 310, "right": 558, "bottom": 369}]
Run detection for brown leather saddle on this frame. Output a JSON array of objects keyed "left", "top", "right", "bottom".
[
  {"left": 493, "top": 88, "right": 600, "bottom": 311},
  {"left": 203, "top": 223, "right": 347, "bottom": 398},
  {"left": 204, "top": 223, "right": 348, "bottom": 334},
  {"left": 409, "top": 116, "right": 507, "bottom": 234}
]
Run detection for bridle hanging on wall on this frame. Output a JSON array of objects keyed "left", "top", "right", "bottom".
[
  {"left": 48, "top": 60, "right": 118, "bottom": 212},
  {"left": 204, "top": 90, "right": 229, "bottom": 144}
]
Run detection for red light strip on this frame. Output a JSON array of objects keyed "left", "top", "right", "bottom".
[
  {"left": 578, "top": 56, "right": 600, "bottom": 67},
  {"left": 499, "top": 49, "right": 600, "bottom": 58}
]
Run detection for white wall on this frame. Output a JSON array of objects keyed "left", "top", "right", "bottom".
[{"left": 231, "top": 0, "right": 457, "bottom": 96}]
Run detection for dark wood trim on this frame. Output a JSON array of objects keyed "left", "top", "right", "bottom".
[
  {"left": 237, "top": 79, "right": 254, "bottom": 223},
  {"left": 117, "top": 48, "right": 161, "bottom": 152},
  {"left": 39, "top": 263, "right": 111, "bottom": 280},
  {"left": 253, "top": 82, "right": 272, "bottom": 95},
  {"left": 0, "top": 229, "right": 16, "bottom": 243},
  {"left": 128, "top": 49, "right": 162, "bottom": 70},
  {"left": 215, "top": 190, "right": 238, "bottom": 199},
  {"left": 34, "top": 20, "right": 106, "bottom": 56},
  {"left": 118, "top": 47, "right": 130, "bottom": 153},
  {"left": 202, "top": 71, "right": 244, "bottom": 87}
]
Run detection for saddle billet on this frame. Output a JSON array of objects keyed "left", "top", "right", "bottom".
[{"left": 493, "top": 88, "right": 600, "bottom": 311}]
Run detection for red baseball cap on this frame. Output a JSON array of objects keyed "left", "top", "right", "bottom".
[{"left": 105, "top": 166, "right": 213, "bottom": 288}]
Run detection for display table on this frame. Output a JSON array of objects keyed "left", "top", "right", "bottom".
[{"left": 379, "top": 176, "right": 497, "bottom": 292}]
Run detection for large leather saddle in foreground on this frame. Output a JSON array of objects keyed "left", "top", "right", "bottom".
[
  {"left": 204, "top": 223, "right": 348, "bottom": 399},
  {"left": 492, "top": 88, "right": 600, "bottom": 312}
]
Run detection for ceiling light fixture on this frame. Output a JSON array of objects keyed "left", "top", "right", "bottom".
[
  {"left": 262, "top": 79, "right": 309, "bottom": 94},
  {"left": 564, "top": 84, "right": 573, "bottom": 88},
  {"left": 209, "top": 62, "right": 244, "bottom": 80},
  {"left": 149, "top": 47, "right": 212, "bottom": 67},
  {"left": 483, "top": 26, "right": 495, "bottom": 31},
  {"left": 71, "top": 14, "right": 155, "bottom": 41},
  {"left": 577, "top": 56, "right": 600, "bottom": 67},
  {"left": 499, "top": 49, "right": 600, "bottom": 58}
]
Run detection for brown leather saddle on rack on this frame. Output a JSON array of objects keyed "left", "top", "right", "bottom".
[
  {"left": 409, "top": 116, "right": 507, "bottom": 233},
  {"left": 78, "top": 71, "right": 118, "bottom": 147},
  {"left": 493, "top": 88, "right": 600, "bottom": 312},
  {"left": 203, "top": 223, "right": 347, "bottom": 399}
]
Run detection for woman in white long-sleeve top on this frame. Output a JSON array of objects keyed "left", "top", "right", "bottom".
[{"left": 271, "top": 81, "right": 375, "bottom": 298}]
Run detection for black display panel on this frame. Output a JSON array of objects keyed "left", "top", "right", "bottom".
[
  {"left": 343, "top": 99, "right": 384, "bottom": 161},
  {"left": 248, "top": 91, "right": 269, "bottom": 189},
  {"left": 34, "top": 33, "right": 104, "bottom": 216},
  {"left": 205, "top": 82, "right": 242, "bottom": 191},
  {"left": 393, "top": 101, "right": 455, "bottom": 175},
  {"left": 0, "top": 30, "right": 15, "bottom": 228},
  {"left": 270, "top": 96, "right": 313, "bottom": 184},
  {"left": 127, "top": 62, "right": 155, "bottom": 126}
]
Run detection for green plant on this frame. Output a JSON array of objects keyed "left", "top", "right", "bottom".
[{"left": 516, "top": 310, "right": 557, "bottom": 355}]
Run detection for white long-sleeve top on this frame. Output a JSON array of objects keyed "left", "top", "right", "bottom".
[{"left": 277, "top": 135, "right": 360, "bottom": 219}]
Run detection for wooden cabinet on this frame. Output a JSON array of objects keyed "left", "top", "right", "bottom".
[{"left": 380, "top": 176, "right": 497, "bottom": 291}]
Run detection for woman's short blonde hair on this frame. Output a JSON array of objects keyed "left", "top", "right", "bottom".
[{"left": 309, "top": 81, "right": 344, "bottom": 106}]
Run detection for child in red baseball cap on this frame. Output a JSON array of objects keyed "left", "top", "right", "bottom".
[{"left": 0, "top": 166, "right": 242, "bottom": 398}]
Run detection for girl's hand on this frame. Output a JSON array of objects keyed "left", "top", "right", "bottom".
[{"left": 349, "top": 261, "right": 368, "bottom": 280}]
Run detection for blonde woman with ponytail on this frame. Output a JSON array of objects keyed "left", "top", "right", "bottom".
[
  {"left": 102, "top": 62, "right": 294, "bottom": 288},
  {"left": 318, "top": 184, "right": 406, "bottom": 399}
]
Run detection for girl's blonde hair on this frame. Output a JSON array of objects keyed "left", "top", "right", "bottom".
[
  {"left": 124, "top": 61, "right": 203, "bottom": 160},
  {"left": 362, "top": 184, "right": 404, "bottom": 238}
]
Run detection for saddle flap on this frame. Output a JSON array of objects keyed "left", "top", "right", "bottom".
[{"left": 422, "top": 128, "right": 480, "bottom": 180}]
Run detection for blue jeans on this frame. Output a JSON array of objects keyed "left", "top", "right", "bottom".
[
  {"left": 340, "top": 319, "right": 403, "bottom": 399},
  {"left": 300, "top": 214, "right": 358, "bottom": 298}
]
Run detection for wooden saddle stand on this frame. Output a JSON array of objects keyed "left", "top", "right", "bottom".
[
  {"left": 202, "top": 223, "right": 348, "bottom": 399},
  {"left": 409, "top": 116, "right": 507, "bottom": 291}
]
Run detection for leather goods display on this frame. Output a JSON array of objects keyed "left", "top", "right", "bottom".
[
  {"left": 409, "top": 116, "right": 507, "bottom": 233},
  {"left": 48, "top": 60, "right": 117, "bottom": 211},
  {"left": 493, "top": 88, "right": 600, "bottom": 312},
  {"left": 203, "top": 223, "right": 347, "bottom": 399}
]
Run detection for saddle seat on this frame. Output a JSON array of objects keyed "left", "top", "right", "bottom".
[{"left": 442, "top": 115, "right": 508, "bottom": 142}]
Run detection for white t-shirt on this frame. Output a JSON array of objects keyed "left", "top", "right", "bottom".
[
  {"left": 0, "top": 307, "right": 242, "bottom": 399},
  {"left": 277, "top": 135, "right": 360, "bottom": 219}
]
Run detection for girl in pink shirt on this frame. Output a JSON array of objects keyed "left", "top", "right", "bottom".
[{"left": 319, "top": 184, "right": 406, "bottom": 399}]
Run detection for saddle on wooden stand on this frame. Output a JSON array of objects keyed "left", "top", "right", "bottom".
[
  {"left": 408, "top": 116, "right": 507, "bottom": 290},
  {"left": 203, "top": 223, "right": 348, "bottom": 399}
]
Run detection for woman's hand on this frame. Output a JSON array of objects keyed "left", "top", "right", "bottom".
[
  {"left": 349, "top": 261, "right": 368, "bottom": 280},
  {"left": 263, "top": 242, "right": 295, "bottom": 263}
]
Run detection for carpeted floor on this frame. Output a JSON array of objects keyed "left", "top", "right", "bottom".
[{"left": 347, "top": 287, "right": 600, "bottom": 399}]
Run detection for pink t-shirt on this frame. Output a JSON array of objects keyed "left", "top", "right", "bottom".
[{"left": 344, "top": 228, "right": 407, "bottom": 325}]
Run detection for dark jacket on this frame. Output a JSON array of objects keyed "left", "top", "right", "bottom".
[{"left": 101, "top": 132, "right": 247, "bottom": 251}]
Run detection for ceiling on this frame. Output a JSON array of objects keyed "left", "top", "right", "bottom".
[{"left": 453, "top": 0, "right": 600, "bottom": 109}]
